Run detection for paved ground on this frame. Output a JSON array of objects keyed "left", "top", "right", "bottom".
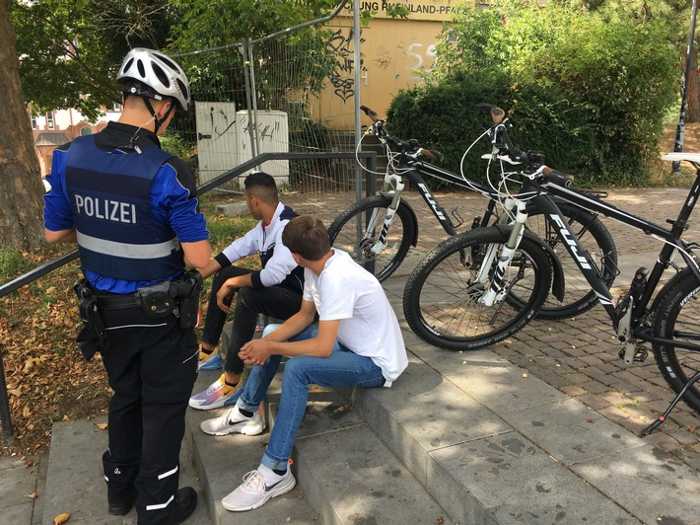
[
  {"left": 0, "top": 457, "right": 39, "bottom": 525},
  {"left": 5, "top": 187, "right": 698, "bottom": 524},
  {"left": 285, "top": 187, "right": 700, "bottom": 470}
]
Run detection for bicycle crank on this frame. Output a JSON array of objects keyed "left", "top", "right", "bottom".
[{"left": 618, "top": 343, "right": 648, "bottom": 364}]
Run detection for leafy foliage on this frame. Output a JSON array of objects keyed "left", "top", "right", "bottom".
[
  {"left": 11, "top": 0, "right": 340, "bottom": 119},
  {"left": 388, "top": 2, "right": 678, "bottom": 185},
  {"left": 11, "top": 0, "right": 177, "bottom": 119}
]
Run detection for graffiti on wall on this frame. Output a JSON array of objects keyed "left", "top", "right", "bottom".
[
  {"left": 406, "top": 42, "right": 437, "bottom": 79},
  {"left": 326, "top": 28, "right": 367, "bottom": 102}
]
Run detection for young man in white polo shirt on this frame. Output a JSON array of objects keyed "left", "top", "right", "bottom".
[{"left": 199, "top": 216, "right": 408, "bottom": 512}]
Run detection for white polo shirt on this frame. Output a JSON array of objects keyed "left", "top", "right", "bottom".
[{"left": 302, "top": 249, "right": 408, "bottom": 387}]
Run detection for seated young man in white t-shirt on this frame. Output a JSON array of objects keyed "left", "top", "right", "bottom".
[{"left": 199, "top": 215, "right": 408, "bottom": 512}]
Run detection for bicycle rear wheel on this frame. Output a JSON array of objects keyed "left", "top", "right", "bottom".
[
  {"left": 653, "top": 269, "right": 700, "bottom": 414},
  {"left": 517, "top": 204, "right": 618, "bottom": 319},
  {"left": 403, "top": 226, "right": 552, "bottom": 351},
  {"left": 328, "top": 195, "right": 416, "bottom": 282}
]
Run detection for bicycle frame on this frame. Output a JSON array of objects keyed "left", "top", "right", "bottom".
[
  {"left": 373, "top": 159, "right": 500, "bottom": 241},
  {"left": 525, "top": 174, "right": 700, "bottom": 353}
]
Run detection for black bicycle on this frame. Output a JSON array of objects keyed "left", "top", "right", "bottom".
[
  {"left": 403, "top": 105, "right": 700, "bottom": 419},
  {"left": 330, "top": 105, "right": 618, "bottom": 320}
]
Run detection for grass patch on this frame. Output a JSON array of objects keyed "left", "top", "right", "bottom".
[
  {"left": 647, "top": 159, "right": 696, "bottom": 188},
  {"left": 0, "top": 248, "right": 32, "bottom": 282},
  {"left": 208, "top": 215, "right": 257, "bottom": 248}
]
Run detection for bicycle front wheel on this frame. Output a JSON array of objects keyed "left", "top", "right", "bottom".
[
  {"left": 328, "top": 195, "right": 416, "bottom": 282},
  {"left": 653, "top": 269, "right": 700, "bottom": 414},
  {"left": 403, "top": 226, "right": 552, "bottom": 351}
]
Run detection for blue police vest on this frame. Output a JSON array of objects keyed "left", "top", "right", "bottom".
[{"left": 64, "top": 136, "right": 185, "bottom": 282}]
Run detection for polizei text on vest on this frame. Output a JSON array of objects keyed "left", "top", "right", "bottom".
[{"left": 74, "top": 194, "right": 137, "bottom": 224}]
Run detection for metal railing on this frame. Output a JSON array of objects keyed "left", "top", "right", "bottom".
[{"left": 0, "top": 150, "right": 378, "bottom": 444}]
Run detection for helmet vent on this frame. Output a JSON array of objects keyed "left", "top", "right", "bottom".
[
  {"left": 137, "top": 59, "right": 146, "bottom": 78},
  {"left": 151, "top": 63, "right": 170, "bottom": 88},
  {"left": 123, "top": 57, "right": 134, "bottom": 74},
  {"left": 154, "top": 53, "right": 181, "bottom": 74},
  {"left": 176, "top": 79, "right": 189, "bottom": 103}
]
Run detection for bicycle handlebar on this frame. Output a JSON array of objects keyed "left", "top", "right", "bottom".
[{"left": 360, "top": 101, "right": 604, "bottom": 200}]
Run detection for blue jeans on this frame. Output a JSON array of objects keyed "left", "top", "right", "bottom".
[{"left": 237, "top": 324, "right": 385, "bottom": 471}]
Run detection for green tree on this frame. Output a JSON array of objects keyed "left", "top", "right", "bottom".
[
  {"left": 391, "top": 2, "right": 677, "bottom": 184},
  {"left": 556, "top": 0, "right": 699, "bottom": 120},
  {"left": 168, "top": 0, "right": 339, "bottom": 104},
  {"left": 1, "top": 0, "right": 44, "bottom": 250},
  {"left": 11, "top": 0, "right": 178, "bottom": 119}
]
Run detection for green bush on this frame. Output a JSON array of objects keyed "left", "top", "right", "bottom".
[{"left": 387, "top": 3, "right": 677, "bottom": 186}]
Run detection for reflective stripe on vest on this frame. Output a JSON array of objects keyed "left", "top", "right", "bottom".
[
  {"left": 76, "top": 231, "right": 179, "bottom": 259},
  {"left": 64, "top": 136, "right": 185, "bottom": 282}
]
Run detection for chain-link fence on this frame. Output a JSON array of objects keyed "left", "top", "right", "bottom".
[{"left": 170, "top": 1, "right": 362, "bottom": 195}]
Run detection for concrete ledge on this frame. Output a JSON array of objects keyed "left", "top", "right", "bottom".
[
  {"left": 354, "top": 356, "right": 641, "bottom": 524},
  {"left": 295, "top": 422, "right": 453, "bottom": 525},
  {"left": 354, "top": 360, "right": 504, "bottom": 525}
]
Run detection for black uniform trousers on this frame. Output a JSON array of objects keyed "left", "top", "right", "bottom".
[
  {"left": 100, "top": 316, "right": 197, "bottom": 525},
  {"left": 201, "top": 266, "right": 302, "bottom": 374}
]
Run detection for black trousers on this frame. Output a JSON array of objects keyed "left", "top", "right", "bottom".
[
  {"left": 201, "top": 266, "right": 302, "bottom": 374},
  {"left": 100, "top": 316, "right": 197, "bottom": 525}
]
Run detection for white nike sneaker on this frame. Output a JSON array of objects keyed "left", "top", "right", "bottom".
[
  {"left": 222, "top": 468, "right": 296, "bottom": 512},
  {"left": 200, "top": 403, "right": 265, "bottom": 436}
]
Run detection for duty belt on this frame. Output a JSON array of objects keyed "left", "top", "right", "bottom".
[{"left": 73, "top": 271, "right": 202, "bottom": 360}]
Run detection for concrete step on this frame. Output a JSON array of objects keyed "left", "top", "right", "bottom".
[
  {"left": 191, "top": 370, "right": 452, "bottom": 525},
  {"left": 42, "top": 418, "right": 211, "bottom": 525},
  {"left": 186, "top": 371, "right": 319, "bottom": 525},
  {"left": 295, "top": 420, "right": 453, "bottom": 525},
  {"left": 352, "top": 331, "right": 700, "bottom": 525},
  {"left": 269, "top": 392, "right": 453, "bottom": 525}
]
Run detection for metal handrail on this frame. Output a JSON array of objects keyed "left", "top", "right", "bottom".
[{"left": 0, "top": 150, "right": 378, "bottom": 443}]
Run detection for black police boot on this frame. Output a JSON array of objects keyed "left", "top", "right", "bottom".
[
  {"left": 167, "top": 487, "right": 197, "bottom": 524},
  {"left": 102, "top": 450, "right": 138, "bottom": 516}
]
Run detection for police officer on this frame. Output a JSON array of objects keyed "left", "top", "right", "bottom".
[{"left": 43, "top": 48, "right": 211, "bottom": 524}]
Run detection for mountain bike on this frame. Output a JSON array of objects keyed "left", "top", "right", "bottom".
[
  {"left": 330, "top": 105, "right": 618, "bottom": 320},
  {"left": 402, "top": 105, "right": 700, "bottom": 419}
]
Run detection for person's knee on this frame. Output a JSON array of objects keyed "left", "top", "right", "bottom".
[
  {"left": 262, "top": 323, "right": 282, "bottom": 338},
  {"left": 237, "top": 286, "right": 258, "bottom": 309},
  {"left": 282, "top": 358, "right": 310, "bottom": 384}
]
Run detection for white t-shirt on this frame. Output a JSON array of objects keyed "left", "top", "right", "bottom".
[{"left": 302, "top": 249, "right": 408, "bottom": 387}]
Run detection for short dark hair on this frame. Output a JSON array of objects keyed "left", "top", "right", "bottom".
[
  {"left": 282, "top": 216, "right": 331, "bottom": 261},
  {"left": 244, "top": 171, "right": 278, "bottom": 205}
]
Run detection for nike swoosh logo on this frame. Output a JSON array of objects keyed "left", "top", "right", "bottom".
[{"left": 265, "top": 478, "right": 285, "bottom": 492}]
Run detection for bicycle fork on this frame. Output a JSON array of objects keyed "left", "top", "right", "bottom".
[
  {"left": 369, "top": 175, "right": 405, "bottom": 255},
  {"left": 478, "top": 199, "right": 528, "bottom": 306}
]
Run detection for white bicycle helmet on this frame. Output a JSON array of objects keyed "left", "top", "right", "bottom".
[{"left": 118, "top": 48, "right": 191, "bottom": 111}]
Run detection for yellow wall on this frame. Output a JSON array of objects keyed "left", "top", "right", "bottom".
[{"left": 311, "top": 0, "right": 471, "bottom": 130}]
